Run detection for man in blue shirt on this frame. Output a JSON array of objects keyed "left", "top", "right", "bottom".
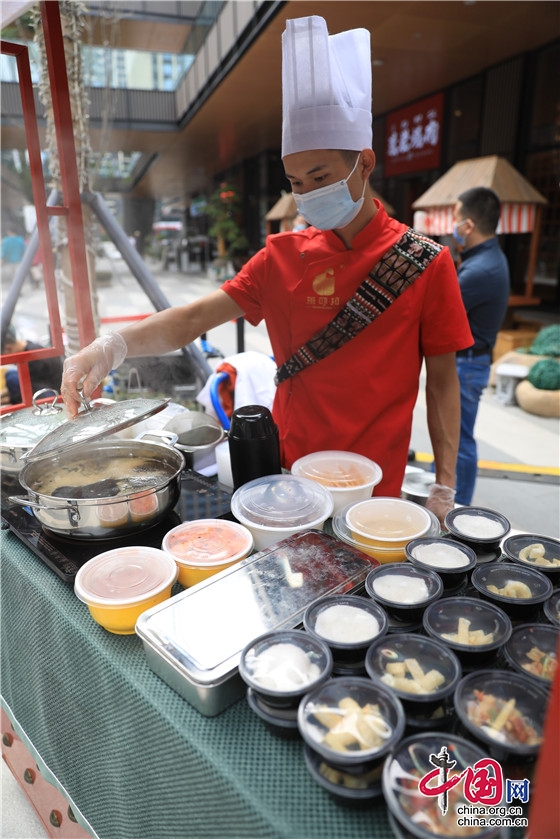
[{"left": 452, "top": 187, "right": 510, "bottom": 505}]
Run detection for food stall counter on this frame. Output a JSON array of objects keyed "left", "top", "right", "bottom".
[{"left": 1, "top": 528, "right": 396, "bottom": 839}]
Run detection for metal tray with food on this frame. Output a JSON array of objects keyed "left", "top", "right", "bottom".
[{"left": 135, "top": 530, "right": 377, "bottom": 716}]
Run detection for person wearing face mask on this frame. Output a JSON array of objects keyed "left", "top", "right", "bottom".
[
  {"left": 61, "top": 15, "right": 473, "bottom": 525},
  {"left": 452, "top": 187, "right": 510, "bottom": 505}
]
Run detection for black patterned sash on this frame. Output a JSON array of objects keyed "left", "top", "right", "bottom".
[{"left": 274, "top": 228, "right": 443, "bottom": 385}]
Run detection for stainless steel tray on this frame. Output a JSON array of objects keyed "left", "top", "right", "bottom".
[{"left": 136, "top": 530, "right": 375, "bottom": 715}]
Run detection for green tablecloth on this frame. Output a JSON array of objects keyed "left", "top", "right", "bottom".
[{"left": 1, "top": 528, "right": 396, "bottom": 839}]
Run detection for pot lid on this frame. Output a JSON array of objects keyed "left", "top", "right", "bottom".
[
  {"left": 0, "top": 390, "right": 67, "bottom": 448},
  {"left": 22, "top": 396, "right": 169, "bottom": 462}
]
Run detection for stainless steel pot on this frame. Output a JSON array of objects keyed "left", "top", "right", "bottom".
[
  {"left": 10, "top": 438, "right": 185, "bottom": 539},
  {"left": 401, "top": 466, "right": 436, "bottom": 506}
]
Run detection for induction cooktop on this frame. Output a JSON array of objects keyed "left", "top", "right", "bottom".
[{"left": 1, "top": 470, "right": 233, "bottom": 583}]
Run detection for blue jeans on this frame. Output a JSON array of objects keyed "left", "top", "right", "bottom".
[{"left": 456, "top": 353, "right": 491, "bottom": 505}]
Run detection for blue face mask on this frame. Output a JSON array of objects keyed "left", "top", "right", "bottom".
[
  {"left": 293, "top": 155, "right": 366, "bottom": 230},
  {"left": 452, "top": 219, "right": 469, "bottom": 246}
]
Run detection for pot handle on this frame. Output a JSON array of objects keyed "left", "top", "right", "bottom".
[
  {"left": 134, "top": 429, "right": 179, "bottom": 447},
  {"left": 8, "top": 495, "right": 77, "bottom": 512}
]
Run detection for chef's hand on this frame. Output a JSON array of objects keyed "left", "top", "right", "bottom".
[
  {"left": 426, "top": 483, "right": 456, "bottom": 529},
  {"left": 61, "top": 332, "right": 128, "bottom": 418}
]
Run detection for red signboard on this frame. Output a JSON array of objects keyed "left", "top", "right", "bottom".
[{"left": 385, "top": 92, "right": 444, "bottom": 177}]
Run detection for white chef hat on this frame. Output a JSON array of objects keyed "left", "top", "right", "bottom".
[{"left": 281, "top": 15, "right": 372, "bottom": 158}]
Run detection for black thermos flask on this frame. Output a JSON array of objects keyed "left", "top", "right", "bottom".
[{"left": 228, "top": 405, "right": 282, "bottom": 490}]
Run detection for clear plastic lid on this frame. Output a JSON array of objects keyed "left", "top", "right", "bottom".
[
  {"left": 422, "top": 596, "right": 512, "bottom": 651},
  {"left": 333, "top": 503, "right": 441, "bottom": 550},
  {"left": 406, "top": 538, "right": 476, "bottom": 571},
  {"left": 504, "top": 623, "right": 559, "bottom": 684},
  {"left": 304, "top": 594, "right": 388, "bottom": 647},
  {"left": 444, "top": 506, "right": 510, "bottom": 543},
  {"left": 347, "top": 497, "right": 432, "bottom": 541},
  {"left": 162, "top": 519, "right": 253, "bottom": 566},
  {"left": 291, "top": 451, "right": 382, "bottom": 490},
  {"left": 74, "top": 546, "right": 177, "bottom": 606},
  {"left": 231, "top": 474, "right": 333, "bottom": 528},
  {"left": 382, "top": 733, "right": 503, "bottom": 839},
  {"left": 239, "top": 629, "right": 332, "bottom": 696},
  {"left": 23, "top": 397, "right": 168, "bottom": 461},
  {"left": 297, "top": 676, "right": 405, "bottom": 764},
  {"left": 454, "top": 669, "right": 547, "bottom": 754},
  {"left": 365, "top": 632, "right": 461, "bottom": 702}
]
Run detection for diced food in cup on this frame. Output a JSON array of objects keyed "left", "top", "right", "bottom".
[
  {"left": 521, "top": 645, "right": 557, "bottom": 681},
  {"left": 487, "top": 579, "right": 532, "bottom": 599},
  {"left": 381, "top": 657, "right": 445, "bottom": 695},
  {"left": 312, "top": 695, "right": 392, "bottom": 753},
  {"left": 465, "top": 689, "right": 542, "bottom": 747},
  {"left": 298, "top": 677, "right": 405, "bottom": 766},
  {"left": 454, "top": 670, "right": 548, "bottom": 760},
  {"left": 383, "top": 733, "right": 506, "bottom": 839},
  {"left": 441, "top": 617, "right": 494, "bottom": 646},
  {"left": 519, "top": 542, "right": 560, "bottom": 567}
]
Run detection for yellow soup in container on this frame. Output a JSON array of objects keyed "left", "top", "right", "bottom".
[
  {"left": 161, "top": 518, "right": 253, "bottom": 587},
  {"left": 346, "top": 497, "right": 432, "bottom": 551}
]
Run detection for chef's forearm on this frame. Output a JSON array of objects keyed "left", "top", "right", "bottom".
[
  {"left": 117, "top": 290, "right": 245, "bottom": 358},
  {"left": 425, "top": 354, "right": 460, "bottom": 488}
]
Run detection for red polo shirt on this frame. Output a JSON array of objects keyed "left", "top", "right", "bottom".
[{"left": 223, "top": 201, "right": 472, "bottom": 496}]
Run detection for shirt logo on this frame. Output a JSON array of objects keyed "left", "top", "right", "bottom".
[{"left": 312, "top": 268, "right": 335, "bottom": 297}]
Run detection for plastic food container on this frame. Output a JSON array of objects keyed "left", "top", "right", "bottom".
[
  {"left": 346, "top": 497, "right": 433, "bottom": 552},
  {"left": 74, "top": 546, "right": 178, "bottom": 634},
  {"left": 230, "top": 474, "right": 334, "bottom": 551},
  {"left": 423, "top": 596, "right": 512, "bottom": 667},
  {"left": 444, "top": 506, "right": 510, "bottom": 550},
  {"left": 303, "top": 743, "right": 384, "bottom": 805},
  {"left": 291, "top": 450, "right": 382, "bottom": 517},
  {"left": 297, "top": 676, "right": 405, "bottom": 772},
  {"left": 383, "top": 732, "right": 505, "bottom": 839},
  {"left": 161, "top": 518, "right": 253, "bottom": 586},
  {"left": 405, "top": 537, "right": 477, "bottom": 591},
  {"left": 471, "top": 562, "right": 553, "bottom": 622},
  {"left": 503, "top": 623, "right": 559, "bottom": 687},
  {"left": 502, "top": 533, "right": 560, "bottom": 581},
  {"left": 365, "top": 632, "right": 462, "bottom": 717},
  {"left": 543, "top": 588, "right": 560, "bottom": 628},
  {"left": 239, "top": 629, "right": 332, "bottom": 717},
  {"left": 135, "top": 530, "right": 374, "bottom": 716},
  {"left": 365, "top": 562, "right": 442, "bottom": 623},
  {"left": 303, "top": 594, "right": 388, "bottom": 673},
  {"left": 332, "top": 503, "right": 440, "bottom": 564},
  {"left": 453, "top": 669, "right": 548, "bottom": 765}
]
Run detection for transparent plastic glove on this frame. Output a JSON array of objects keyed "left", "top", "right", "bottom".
[
  {"left": 426, "top": 483, "right": 456, "bottom": 529},
  {"left": 61, "top": 332, "right": 127, "bottom": 418}
]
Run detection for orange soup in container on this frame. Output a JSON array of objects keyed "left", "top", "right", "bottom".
[{"left": 162, "top": 518, "right": 253, "bottom": 586}]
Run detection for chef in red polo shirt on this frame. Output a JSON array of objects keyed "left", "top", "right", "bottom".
[{"left": 61, "top": 15, "right": 472, "bottom": 524}]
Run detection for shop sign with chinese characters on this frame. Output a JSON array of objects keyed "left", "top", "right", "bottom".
[{"left": 385, "top": 92, "right": 444, "bottom": 177}]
